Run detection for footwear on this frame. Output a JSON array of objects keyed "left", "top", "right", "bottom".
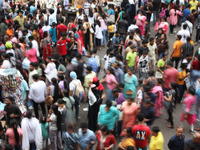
[
  {"left": 165, "top": 118, "right": 169, "bottom": 122},
  {"left": 167, "top": 124, "right": 174, "bottom": 128},
  {"left": 194, "top": 127, "right": 200, "bottom": 131},
  {"left": 83, "top": 107, "right": 88, "bottom": 111}
]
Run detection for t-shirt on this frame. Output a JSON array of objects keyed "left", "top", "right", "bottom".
[
  {"left": 138, "top": 55, "right": 149, "bottom": 73},
  {"left": 26, "top": 48, "right": 37, "bottom": 62},
  {"left": 157, "top": 59, "right": 165, "bottom": 71},
  {"left": 50, "top": 113, "right": 57, "bottom": 130},
  {"left": 57, "top": 24, "right": 67, "bottom": 39},
  {"left": 138, "top": 46, "right": 149, "bottom": 56},
  {"left": 172, "top": 40, "right": 184, "bottom": 58},
  {"left": 189, "top": 0, "right": 198, "bottom": 11},
  {"left": 177, "top": 69, "right": 187, "bottom": 85},
  {"left": 147, "top": 43, "right": 157, "bottom": 60},
  {"left": 49, "top": 27, "right": 57, "bottom": 43},
  {"left": 126, "top": 52, "right": 137, "bottom": 67},
  {"left": 107, "top": 25, "right": 115, "bottom": 33},
  {"left": 57, "top": 39, "right": 67, "bottom": 56},
  {"left": 6, "top": 128, "right": 23, "bottom": 147},
  {"left": 177, "top": 30, "right": 190, "bottom": 43},
  {"left": 21, "top": 80, "right": 29, "bottom": 101},
  {"left": 163, "top": 67, "right": 178, "bottom": 89},
  {"left": 132, "top": 125, "right": 151, "bottom": 148},
  {"left": 106, "top": 74, "right": 117, "bottom": 90},
  {"left": 149, "top": 132, "right": 164, "bottom": 150}
]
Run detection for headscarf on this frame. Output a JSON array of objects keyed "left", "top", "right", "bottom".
[
  {"left": 5, "top": 42, "right": 12, "bottom": 49},
  {"left": 70, "top": 71, "right": 77, "bottom": 80}
]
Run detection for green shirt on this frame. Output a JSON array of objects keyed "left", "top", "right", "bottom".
[
  {"left": 58, "top": 64, "right": 66, "bottom": 73},
  {"left": 157, "top": 59, "right": 165, "bottom": 71},
  {"left": 126, "top": 52, "right": 137, "bottom": 67},
  {"left": 40, "top": 123, "right": 49, "bottom": 140},
  {"left": 36, "top": 68, "right": 42, "bottom": 76}
]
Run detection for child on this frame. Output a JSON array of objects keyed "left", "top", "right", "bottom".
[
  {"left": 135, "top": 86, "right": 144, "bottom": 108},
  {"left": 107, "top": 23, "right": 115, "bottom": 39},
  {"left": 40, "top": 116, "right": 49, "bottom": 148},
  {"left": 57, "top": 57, "right": 66, "bottom": 74},
  {"left": 138, "top": 51, "right": 150, "bottom": 83},
  {"left": 57, "top": 99, "right": 67, "bottom": 132}
]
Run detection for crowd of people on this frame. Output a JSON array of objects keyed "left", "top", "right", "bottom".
[{"left": 0, "top": 0, "right": 200, "bottom": 150}]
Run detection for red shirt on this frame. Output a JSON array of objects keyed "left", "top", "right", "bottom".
[
  {"left": 163, "top": 67, "right": 178, "bottom": 89},
  {"left": 191, "top": 60, "right": 200, "bottom": 70},
  {"left": 57, "top": 39, "right": 67, "bottom": 56},
  {"left": 68, "top": 23, "right": 76, "bottom": 30},
  {"left": 132, "top": 124, "right": 151, "bottom": 148},
  {"left": 57, "top": 24, "right": 67, "bottom": 39}
]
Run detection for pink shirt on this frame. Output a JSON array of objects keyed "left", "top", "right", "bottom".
[
  {"left": 26, "top": 48, "right": 37, "bottom": 62},
  {"left": 106, "top": 74, "right": 117, "bottom": 90},
  {"left": 6, "top": 128, "right": 23, "bottom": 147},
  {"left": 168, "top": 9, "right": 182, "bottom": 25},
  {"left": 99, "top": 19, "right": 107, "bottom": 30},
  {"left": 163, "top": 67, "right": 178, "bottom": 89}
]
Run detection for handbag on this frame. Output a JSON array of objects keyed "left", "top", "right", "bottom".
[
  {"left": 126, "top": 90, "right": 133, "bottom": 95},
  {"left": 45, "top": 95, "right": 54, "bottom": 106},
  {"left": 106, "top": 15, "right": 115, "bottom": 23}
]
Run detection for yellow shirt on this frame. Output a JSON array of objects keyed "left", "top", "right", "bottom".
[
  {"left": 107, "top": 25, "right": 115, "bottom": 33},
  {"left": 84, "top": 71, "right": 96, "bottom": 91},
  {"left": 177, "top": 69, "right": 186, "bottom": 85},
  {"left": 149, "top": 132, "right": 164, "bottom": 150},
  {"left": 121, "top": 138, "right": 135, "bottom": 149},
  {"left": 189, "top": 0, "right": 198, "bottom": 11}
]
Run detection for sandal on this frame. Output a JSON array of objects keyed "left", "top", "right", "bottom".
[
  {"left": 195, "top": 127, "right": 200, "bottom": 131},
  {"left": 167, "top": 124, "right": 174, "bottom": 128}
]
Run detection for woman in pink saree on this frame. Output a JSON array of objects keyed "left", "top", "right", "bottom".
[
  {"left": 152, "top": 79, "right": 164, "bottom": 117},
  {"left": 134, "top": 11, "right": 146, "bottom": 38},
  {"left": 120, "top": 98, "right": 139, "bottom": 136}
]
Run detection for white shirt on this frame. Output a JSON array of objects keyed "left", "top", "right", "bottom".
[
  {"left": 177, "top": 29, "right": 190, "bottom": 43},
  {"left": 29, "top": 80, "right": 46, "bottom": 103},
  {"left": 63, "top": 0, "right": 69, "bottom": 10},
  {"left": 3, "top": 1, "right": 10, "bottom": 14},
  {"left": 129, "top": 0, "right": 135, "bottom": 4},
  {"left": 49, "top": 6, "right": 57, "bottom": 25},
  {"left": 127, "top": 24, "right": 139, "bottom": 32},
  {"left": 28, "top": 69, "right": 38, "bottom": 86},
  {"left": 44, "top": 62, "right": 56, "bottom": 74},
  {"left": 181, "top": 21, "right": 193, "bottom": 34},
  {"left": 91, "top": 3, "right": 96, "bottom": 9},
  {"left": 32, "top": 40, "right": 40, "bottom": 57},
  {"left": 1, "top": 60, "right": 11, "bottom": 69},
  {"left": 95, "top": 25, "right": 103, "bottom": 39},
  {"left": 147, "top": 43, "right": 157, "bottom": 60},
  {"left": 42, "top": 25, "right": 51, "bottom": 33}
]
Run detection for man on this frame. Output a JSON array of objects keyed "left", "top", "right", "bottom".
[
  {"left": 22, "top": 29, "right": 31, "bottom": 44},
  {"left": 171, "top": 35, "right": 184, "bottom": 69},
  {"left": 177, "top": 24, "right": 190, "bottom": 43},
  {"left": 189, "top": 0, "right": 198, "bottom": 12},
  {"left": 189, "top": 9, "right": 196, "bottom": 26},
  {"left": 112, "top": 62, "right": 124, "bottom": 84},
  {"left": 63, "top": 0, "right": 71, "bottom": 16},
  {"left": 13, "top": 10, "right": 25, "bottom": 30},
  {"left": 127, "top": 20, "right": 139, "bottom": 34},
  {"left": 183, "top": 4, "right": 191, "bottom": 22},
  {"left": 49, "top": 22, "right": 57, "bottom": 46},
  {"left": 118, "top": 13, "right": 128, "bottom": 43},
  {"left": 42, "top": 21, "right": 51, "bottom": 33},
  {"left": 149, "top": 126, "right": 164, "bottom": 150},
  {"left": 184, "top": 132, "right": 200, "bottom": 149},
  {"left": 144, "top": 1, "right": 153, "bottom": 23},
  {"left": 112, "top": 31, "right": 120, "bottom": 55},
  {"left": 29, "top": 74, "right": 46, "bottom": 118},
  {"left": 29, "top": 36, "right": 40, "bottom": 57},
  {"left": 49, "top": 7, "right": 57, "bottom": 26},
  {"left": 57, "top": 18, "right": 67, "bottom": 40},
  {"left": 147, "top": 37, "right": 158, "bottom": 71},
  {"left": 181, "top": 37, "right": 194, "bottom": 60},
  {"left": 84, "top": 66, "right": 96, "bottom": 93},
  {"left": 65, "top": 56, "right": 75, "bottom": 82},
  {"left": 168, "top": 127, "right": 185, "bottom": 150},
  {"left": 92, "top": 48, "right": 101, "bottom": 77},
  {"left": 98, "top": 100, "right": 119, "bottom": 131},
  {"left": 152, "top": 0, "right": 161, "bottom": 25},
  {"left": 132, "top": 113, "right": 151, "bottom": 150},
  {"left": 57, "top": 33, "right": 68, "bottom": 57},
  {"left": 138, "top": 40, "right": 149, "bottom": 57},
  {"left": 6, "top": 23, "right": 13, "bottom": 39},
  {"left": 3, "top": 0, "right": 11, "bottom": 15},
  {"left": 163, "top": 61, "right": 178, "bottom": 91},
  {"left": 78, "top": 123, "right": 96, "bottom": 150},
  {"left": 28, "top": 62, "right": 38, "bottom": 86},
  {"left": 181, "top": 16, "right": 193, "bottom": 36},
  {"left": 76, "top": 53, "right": 85, "bottom": 83},
  {"left": 87, "top": 51, "right": 98, "bottom": 73},
  {"left": 4, "top": 96, "right": 22, "bottom": 127},
  {"left": 126, "top": 45, "right": 137, "bottom": 72},
  {"left": 29, "top": 1, "right": 36, "bottom": 14}
]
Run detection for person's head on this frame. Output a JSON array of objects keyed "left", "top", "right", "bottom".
[
  {"left": 142, "top": 51, "right": 148, "bottom": 57},
  {"left": 51, "top": 77, "right": 57, "bottom": 86},
  {"left": 126, "top": 146, "right": 136, "bottom": 150},
  {"left": 115, "top": 31, "right": 120, "bottom": 37},
  {"left": 57, "top": 99, "right": 65, "bottom": 108},
  {"left": 86, "top": 66, "right": 92, "bottom": 74},
  {"left": 149, "top": 37, "right": 154, "bottom": 45},
  {"left": 70, "top": 71, "right": 77, "bottom": 80},
  {"left": 49, "top": 9, "right": 54, "bottom": 15},
  {"left": 4, "top": 96, "right": 14, "bottom": 107},
  {"left": 87, "top": 50, "right": 93, "bottom": 57},
  {"left": 80, "top": 123, "right": 88, "bottom": 134},
  {"left": 106, "top": 67, "right": 114, "bottom": 75},
  {"left": 40, "top": 116, "right": 46, "bottom": 124},
  {"left": 187, "top": 86, "right": 196, "bottom": 95},
  {"left": 67, "top": 122, "right": 74, "bottom": 133},
  {"left": 43, "top": 31, "right": 48, "bottom": 39},
  {"left": 112, "top": 88, "right": 120, "bottom": 97},
  {"left": 46, "top": 56, "right": 52, "bottom": 63},
  {"left": 142, "top": 40, "right": 148, "bottom": 47},
  {"left": 7, "top": 23, "right": 13, "bottom": 29},
  {"left": 137, "top": 113, "right": 144, "bottom": 122},
  {"left": 101, "top": 125, "right": 109, "bottom": 135},
  {"left": 193, "top": 132, "right": 200, "bottom": 144},
  {"left": 166, "top": 61, "right": 173, "bottom": 68},
  {"left": 28, "top": 36, "right": 34, "bottom": 41},
  {"left": 131, "top": 46, "right": 137, "bottom": 53},
  {"left": 10, "top": 119, "right": 19, "bottom": 144},
  {"left": 65, "top": 55, "right": 71, "bottom": 64},
  {"left": 187, "top": 4, "right": 191, "bottom": 8},
  {"left": 113, "top": 62, "right": 120, "bottom": 69},
  {"left": 26, "top": 111, "right": 33, "bottom": 119},
  {"left": 176, "top": 127, "right": 184, "bottom": 138},
  {"left": 144, "top": 99, "right": 151, "bottom": 108},
  {"left": 127, "top": 68, "right": 133, "bottom": 76},
  {"left": 60, "top": 17, "right": 64, "bottom": 24},
  {"left": 124, "top": 127, "right": 132, "bottom": 137},
  {"left": 18, "top": 10, "right": 23, "bottom": 17},
  {"left": 181, "top": 62, "right": 188, "bottom": 69},
  {"left": 191, "top": 9, "right": 196, "bottom": 15},
  {"left": 127, "top": 98, "right": 134, "bottom": 106},
  {"left": 105, "top": 99, "right": 112, "bottom": 111},
  {"left": 152, "top": 126, "right": 160, "bottom": 137},
  {"left": 161, "top": 33, "right": 167, "bottom": 40},
  {"left": 162, "top": 54, "right": 167, "bottom": 61},
  {"left": 32, "top": 74, "right": 39, "bottom": 81},
  {"left": 52, "top": 22, "right": 56, "bottom": 28},
  {"left": 156, "top": 79, "right": 163, "bottom": 86}
]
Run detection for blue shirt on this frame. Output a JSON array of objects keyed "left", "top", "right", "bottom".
[
  {"left": 196, "top": 88, "right": 200, "bottom": 105},
  {"left": 21, "top": 80, "right": 29, "bottom": 101},
  {"left": 88, "top": 57, "right": 98, "bottom": 72},
  {"left": 113, "top": 67, "right": 124, "bottom": 84},
  {"left": 49, "top": 27, "right": 57, "bottom": 43},
  {"left": 183, "top": 9, "right": 191, "bottom": 22},
  {"left": 108, "top": 9, "right": 114, "bottom": 15},
  {"left": 30, "top": 6, "right": 36, "bottom": 15},
  {"left": 78, "top": 129, "right": 96, "bottom": 150},
  {"left": 112, "top": 35, "right": 120, "bottom": 53},
  {"left": 168, "top": 135, "right": 185, "bottom": 150}
]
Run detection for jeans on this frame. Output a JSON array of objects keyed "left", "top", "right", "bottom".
[
  {"left": 152, "top": 11, "right": 159, "bottom": 25},
  {"left": 136, "top": 146, "right": 148, "bottom": 150},
  {"left": 107, "top": 88, "right": 114, "bottom": 101},
  {"left": 102, "top": 30, "right": 107, "bottom": 45},
  {"left": 190, "top": 69, "right": 200, "bottom": 87},
  {"left": 171, "top": 57, "right": 180, "bottom": 69},
  {"left": 177, "top": 84, "right": 185, "bottom": 103},
  {"left": 33, "top": 101, "right": 46, "bottom": 119},
  {"left": 196, "top": 28, "right": 200, "bottom": 42},
  {"left": 73, "top": 95, "right": 80, "bottom": 119},
  {"left": 30, "top": 142, "right": 36, "bottom": 150},
  {"left": 14, "top": 145, "right": 21, "bottom": 150},
  {"left": 167, "top": 109, "right": 174, "bottom": 126},
  {"left": 50, "top": 130, "right": 63, "bottom": 150}
]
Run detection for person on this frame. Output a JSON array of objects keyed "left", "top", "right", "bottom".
[
  {"left": 112, "top": 88, "right": 126, "bottom": 105},
  {"left": 168, "top": 127, "right": 185, "bottom": 150},
  {"left": 47, "top": 78, "right": 60, "bottom": 103},
  {"left": 138, "top": 40, "right": 149, "bottom": 57},
  {"left": 98, "top": 100, "right": 120, "bottom": 131},
  {"left": 149, "top": 126, "right": 164, "bottom": 150},
  {"left": 132, "top": 113, "right": 151, "bottom": 150},
  {"left": 126, "top": 45, "right": 137, "bottom": 72},
  {"left": 181, "top": 16, "right": 193, "bottom": 35},
  {"left": 118, "top": 127, "right": 136, "bottom": 150},
  {"left": 183, "top": 4, "right": 191, "bottom": 22},
  {"left": 163, "top": 61, "right": 178, "bottom": 91},
  {"left": 49, "top": 22, "right": 57, "bottom": 46},
  {"left": 112, "top": 62, "right": 124, "bottom": 84},
  {"left": 120, "top": 98, "right": 139, "bottom": 136},
  {"left": 62, "top": 123, "right": 79, "bottom": 150},
  {"left": 181, "top": 37, "right": 194, "bottom": 60},
  {"left": 3, "top": 96, "right": 21, "bottom": 127},
  {"left": 156, "top": 54, "right": 167, "bottom": 79},
  {"left": 177, "top": 24, "right": 190, "bottom": 44},
  {"left": 13, "top": 10, "right": 25, "bottom": 30},
  {"left": 39, "top": 117, "right": 49, "bottom": 149},
  {"left": 134, "top": 11, "right": 146, "bottom": 38},
  {"left": 78, "top": 123, "right": 96, "bottom": 150},
  {"left": 96, "top": 125, "right": 116, "bottom": 150},
  {"left": 21, "top": 111, "right": 43, "bottom": 150},
  {"left": 6, "top": 119, "right": 23, "bottom": 149},
  {"left": 47, "top": 104, "right": 63, "bottom": 150},
  {"left": 123, "top": 68, "right": 138, "bottom": 99},
  {"left": 84, "top": 66, "right": 96, "bottom": 93},
  {"left": 87, "top": 51, "right": 98, "bottom": 73},
  {"left": 184, "top": 131, "right": 200, "bottom": 149},
  {"left": 57, "top": 18, "right": 67, "bottom": 40},
  {"left": 29, "top": 74, "right": 46, "bottom": 119},
  {"left": 118, "top": 13, "right": 128, "bottom": 43},
  {"left": 41, "top": 31, "right": 52, "bottom": 60},
  {"left": 112, "top": 31, "right": 121, "bottom": 55},
  {"left": 180, "top": 86, "right": 197, "bottom": 133},
  {"left": 152, "top": 0, "right": 161, "bottom": 25},
  {"left": 156, "top": 33, "right": 169, "bottom": 59},
  {"left": 94, "top": 20, "right": 103, "bottom": 51}
]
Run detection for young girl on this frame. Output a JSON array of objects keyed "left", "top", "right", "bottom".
[
  {"left": 57, "top": 57, "right": 66, "bottom": 74},
  {"left": 40, "top": 117, "right": 49, "bottom": 149}
]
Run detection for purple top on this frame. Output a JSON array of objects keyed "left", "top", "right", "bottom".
[
  {"left": 58, "top": 80, "right": 65, "bottom": 92},
  {"left": 116, "top": 93, "right": 125, "bottom": 104}
]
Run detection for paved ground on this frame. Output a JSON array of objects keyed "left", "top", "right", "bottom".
[{"left": 75, "top": 24, "right": 200, "bottom": 150}]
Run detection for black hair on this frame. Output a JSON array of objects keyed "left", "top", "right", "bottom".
[
  {"left": 15, "top": 43, "right": 21, "bottom": 49},
  {"left": 63, "top": 90, "right": 69, "bottom": 97},
  {"left": 26, "top": 111, "right": 32, "bottom": 119},
  {"left": 86, "top": 66, "right": 92, "bottom": 72},
  {"left": 57, "top": 99, "right": 65, "bottom": 104},
  {"left": 188, "top": 86, "right": 196, "bottom": 95},
  {"left": 157, "top": 78, "right": 163, "bottom": 85},
  {"left": 105, "top": 100, "right": 112, "bottom": 107},
  {"left": 65, "top": 55, "right": 71, "bottom": 63},
  {"left": 152, "top": 126, "right": 160, "bottom": 133},
  {"left": 149, "top": 37, "right": 154, "bottom": 42},
  {"left": 28, "top": 42, "right": 33, "bottom": 49},
  {"left": 10, "top": 119, "right": 20, "bottom": 144},
  {"left": 101, "top": 125, "right": 109, "bottom": 134},
  {"left": 137, "top": 113, "right": 144, "bottom": 121},
  {"left": 126, "top": 127, "right": 133, "bottom": 137},
  {"left": 51, "top": 104, "right": 62, "bottom": 131},
  {"left": 32, "top": 74, "right": 39, "bottom": 80},
  {"left": 80, "top": 123, "right": 88, "bottom": 129},
  {"left": 19, "top": 37, "right": 25, "bottom": 43},
  {"left": 51, "top": 78, "right": 59, "bottom": 102},
  {"left": 43, "top": 31, "right": 48, "bottom": 38}
]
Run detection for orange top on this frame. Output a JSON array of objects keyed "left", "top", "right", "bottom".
[
  {"left": 6, "top": 29, "right": 13, "bottom": 39},
  {"left": 172, "top": 40, "right": 184, "bottom": 58}
]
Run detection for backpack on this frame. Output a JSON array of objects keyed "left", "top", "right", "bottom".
[
  {"left": 72, "top": 80, "right": 84, "bottom": 97},
  {"left": 159, "top": 8, "right": 167, "bottom": 19}
]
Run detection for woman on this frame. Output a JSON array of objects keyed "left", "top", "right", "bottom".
[
  {"left": 118, "top": 127, "right": 136, "bottom": 150},
  {"left": 180, "top": 86, "right": 197, "bottom": 133},
  {"left": 62, "top": 90, "right": 76, "bottom": 124},
  {"left": 156, "top": 54, "right": 168, "bottom": 79},
  {"left": 83, "top": 17, "right": 93, "bottom": 51},
  {"left": 99, "top": 15, "right": 107, "bottom": 47},
  {"left": 152, "top": 79, "right": 164, "bottom": 117},
  {"left": 47, "top": 78, "right": 60, "bottom": 103},
  {"left": 57, "top": 57, "right": 66, "bottom": 74},
  {"left": 120, "top": 98, "right": 139, "bottom": 136},
  {"left": 100, "top": 68, "right": 118, "bottom": 101},
  {"left": 134, "top": 11, "right": 146, "bottom": 38},
  {"left": 6, "top": 120, "right": 23, "bottom": 149},
  {"left": 43, "top": 57, "right": 57, "bottom": 83},
  {"left": 47, "top": 104, "right": 63, "bottom": 150},
  {"left": 32, "top": 25, "right": 40, "bottom": 48},
  {"left": 112, "top": 88, "right": 126, "bottom": 105},
  {"left": 156, "top": 34, "right": 169, "bottom": 59},
  {"left": 62, "top": 123, "right": 79, "bottom": 150},
  {"left": 88, "top": 84, "right": 104, "bottom": 132},
  {"left": 94, "top": 20, "right": 103, "bottom": 51},
  {"left": 115, "top": 7, "right": 125, "bottom": 24},
  {"left": 163, "top": 82, "right": 178, "bottom": 128},
  {"left": 41, "top": 31, "right": 52, "bottom": 60},
  {"left": 1, "top": 53, "right": 12, "bottom": 69},
  {"left": 96, "top": 125, "right": 116, "bottom": 150},
  {"left": 123, "top": 68, "right": 138, "bottom": 99},
  {"left": 58, "top": 74, "right": 68, "bottom": 96},
  {"left": 155, "top": 18, "right": 169, "bottom": 34},
  {"left": 26, "top": 42, "right": 37, "bottom": 63},
  {"left": 168, "top": 5, "right": 182, "bottom": 34},
  {"left": 177, "top": 63, "right": 189, "bottom": 103},
  {"left": 14, "top": 43, "right": 24, "bottom": 64}
]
